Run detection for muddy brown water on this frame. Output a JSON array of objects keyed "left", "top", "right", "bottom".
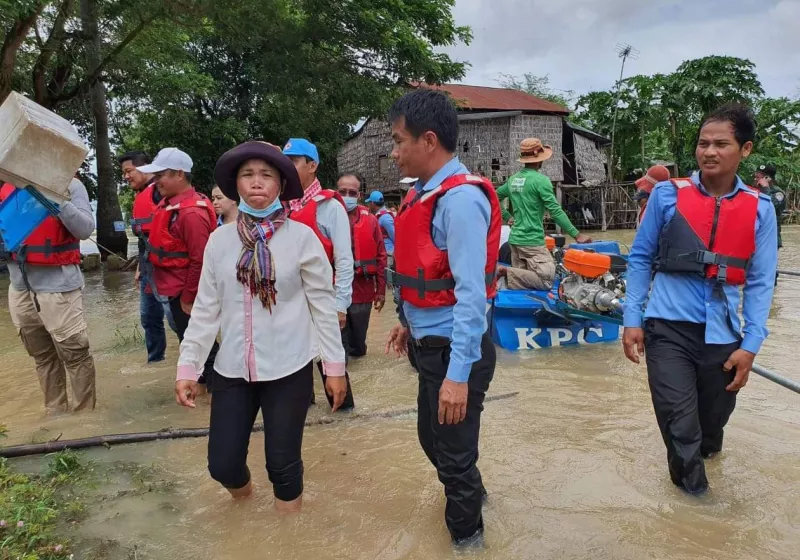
[{"left": 1, "top": 229, "right": 799, "bottom": 560}]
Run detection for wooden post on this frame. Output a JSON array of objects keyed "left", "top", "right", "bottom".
[{"left": 601, "top": 184, "right": 608, "bottom": 232}]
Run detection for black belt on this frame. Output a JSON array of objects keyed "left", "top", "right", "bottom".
[{"left": 411, "top": 335, "right": 451, "bottom": 348}]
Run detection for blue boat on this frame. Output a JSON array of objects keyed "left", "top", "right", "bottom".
[{"left": 489, "top": 241, "right": 626, "bottom": 351}]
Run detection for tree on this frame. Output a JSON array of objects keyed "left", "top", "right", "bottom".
[
  {"left": 2, "top": 0, "right": 202, "bottom": 255},
  {"left": 115, "top": 0, "right": 470, "bottom": 189},
  {"left": 497, "top": 72, "right": 573, "bottom": 110},
  {"left": 573, "top": 55, "right": 799, "bottom": 186}
]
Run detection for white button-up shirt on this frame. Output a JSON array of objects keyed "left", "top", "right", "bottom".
[{"left": 177, "top": 219, "right": 346, "bottom": 383}]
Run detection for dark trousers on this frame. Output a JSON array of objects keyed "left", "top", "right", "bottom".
[
  {"left": 207, "top": 364, "right": 313, "bottom": 501},
  {"left": 411, "top": 332, "right": 495, "bottom": 542},
  {"left": 343, "top": 302, "right": 372, "bottom": 357},
  {"left": 644, "top": 319, "right": 739, "bottom": 494},
  {"left": 139, "top": 278, "right": 166, "bottom": 363},
  {"left": 168, "top": 296, "right": 218, "bottom": 386}
]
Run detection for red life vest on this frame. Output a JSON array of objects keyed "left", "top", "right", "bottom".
[
  {"left": 131, "top": 183, "right": 158, "bottom": 237},
  {"left": 352, "top": 205, "right": 379, "bottom": 276},
  {"left": 289, "top": 189, "right": 345, "bottom": 264},
  {"left": 146, "top": 191, "right": 216, "bottom": 269},
  {"left": 375, "top": 208, "right": 392, "bottom": 242},
  {"left": 391, "top": 174, "right": 502, "bottom": 308},
  {"left": 655, "top": 178, "right": 759, "bottom": 285},
  {"left": 0, "top": 183, "right": 81, "bottom": 266}
]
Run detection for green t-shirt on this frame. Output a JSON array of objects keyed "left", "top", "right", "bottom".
[{"left": 496, "top": 168, "right": 580, "bottom": 247}]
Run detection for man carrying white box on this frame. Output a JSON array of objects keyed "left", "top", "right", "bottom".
[{"left": 0, "top": 177, "right": 97, "bottom": 413}]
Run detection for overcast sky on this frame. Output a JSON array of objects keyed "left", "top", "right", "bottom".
[{"left": 444, "top": 0, "right": 800, "bottom": 100}]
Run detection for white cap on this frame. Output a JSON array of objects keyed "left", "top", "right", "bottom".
[
  {"left": 399, "top": 177, "right": 418, "bottom": 184},
  {"left": 137, "top": 147, "right": 193, "bottom": 174}
]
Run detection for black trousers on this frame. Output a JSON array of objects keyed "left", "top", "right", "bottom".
[
  {"left": 644, "top": 319, "right": 739, "bottom": 494},
  {"left": 169, "top": 296, "right": 218, "bottom": 386},
  {"left": 343, "top": 302, "right": 372, "bottom": 357},
  {"left": 207, "top": 363, "right": 313, "bottom": 501},
  {"left": 411, "top": 332, "right": 495, "bottom": 542}
]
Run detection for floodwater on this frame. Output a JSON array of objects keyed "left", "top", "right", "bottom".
[{"left": 1, "top": 229, "right": 799, "bottom": 560}]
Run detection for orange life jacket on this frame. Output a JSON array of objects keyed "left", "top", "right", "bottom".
[
  {"left": 146, "top": 191, "right": 216, "bottom": 269},
  {"left": 131, "top": 183, "right": 158, "bottom": 237},
  {"left": 289, "top": 189, "right": 345, "bottom": 264},
  {"left": 655, "top": 178, "right": 759, "bottom": 285},
  {"left": 390, "top": 174, "right": 502, "bottom": 308},
  {"left": 0, "top": 183, "right": 81, "bottom": 266},
  {"left": 351, "top": 205, "right": 379, "bottom": 276},
  {"left": 375, "top": 208, "right": 393, "bottom": 242}
]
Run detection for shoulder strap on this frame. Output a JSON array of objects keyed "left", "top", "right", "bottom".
[{"left": 670, "top": 178, "right": 694, "bottom": 189}]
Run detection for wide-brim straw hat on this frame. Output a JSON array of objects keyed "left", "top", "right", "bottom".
[
  {"left": 214, "top": 141, "right": 303, "bottom": 202},
  {"left": 518, "top": 138, "right": 553, "bottom": 164}
]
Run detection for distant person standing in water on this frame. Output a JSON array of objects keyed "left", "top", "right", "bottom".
[
  {"left": 119, "top": 151, "right": 167, "bottom": 364},
  {"left": 634, "top": 165, "right": 671, "bottom": 227},
  {"left": 176, "top": 141, "right": 346, "bottom": 508},
  {"left": 623, "top": 103, "right": 777, "bottom": 495},
  {"left": 211, "top": 185, "right": 239, "bottom": 226}
]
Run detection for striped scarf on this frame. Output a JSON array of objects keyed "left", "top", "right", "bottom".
[
  {"left": 290, "top": 178, "right": 322, "bottom": 211},
  {"left": 236, "top": 208, "right": 287, "bottom": 312}
]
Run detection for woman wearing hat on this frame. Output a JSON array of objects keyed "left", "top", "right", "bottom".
[{"left": 174, "top": 141, "right": 347, "bottom": 510}]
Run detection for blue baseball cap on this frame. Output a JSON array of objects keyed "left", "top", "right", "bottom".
[
  {"left": 282, "top": 138, "right": 319, "bottom": 163},
  {"left": 365, "top": 191, "right": 384, "bottom": 204}
]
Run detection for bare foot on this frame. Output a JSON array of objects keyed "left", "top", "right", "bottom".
[
  {"left": 228, "top": 480, "right": 253, "bottom": 500},
  {"left": 275, "top": 495, "right": 302, "bottom": 513}
]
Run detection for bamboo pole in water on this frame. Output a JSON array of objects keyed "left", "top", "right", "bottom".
[{"left": 0, "top": 392, "right": 520, "bottom": 459}]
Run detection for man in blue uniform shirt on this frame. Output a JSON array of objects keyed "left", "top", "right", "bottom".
[
  {"left": 623, "top": 103, "right": 777, "bottom": 495},
  {"left": 385, "top": 89, "right": 497, "bottom": 546}
]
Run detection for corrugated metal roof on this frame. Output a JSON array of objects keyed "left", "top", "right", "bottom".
[
  {"left": 565, "top": 120, "right": 611, "bottom": 145},
  {"left": 423, "top": 83, "right": 570, "bottom": 115}
]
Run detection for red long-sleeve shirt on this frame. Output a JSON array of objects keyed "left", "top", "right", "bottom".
[
  {"left": 350, "top": 210, "right": 387, "bottom": 305},
  {"left": 151, "top": 188, "right": 214, "bottom": 305}
]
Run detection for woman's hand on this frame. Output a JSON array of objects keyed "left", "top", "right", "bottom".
[
  {"left": 175, "top": 380, "right": 199, "bottom": 408},
  {"left": 325, "top": 376, "right": 348, "bottom": 412}
]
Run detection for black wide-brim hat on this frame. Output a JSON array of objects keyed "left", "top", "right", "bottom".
[{"left": 214, "top": 141, "right": 303, "bottom": 202}]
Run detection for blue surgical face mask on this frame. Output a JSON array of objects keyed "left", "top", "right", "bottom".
[
  {"left": 343, "top": 196, "right": 358, "bottom": 212},
  {"left": 239, "top": 197, "right": 283, "bottom": 218}
]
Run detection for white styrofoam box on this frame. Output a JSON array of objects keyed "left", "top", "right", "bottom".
[{"left": 0, "top": 91, "right": 88, "bottom": 202}]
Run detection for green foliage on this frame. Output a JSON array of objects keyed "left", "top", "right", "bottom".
[
  {"left": 497, "top": 72, "right": 574, "bottom": 110},
  {"left": 574, "top": 55, "right": 800, "bottom": 186},
  {"left": 113, "top": 0, "right": 470, "bottom": 188},
  {"left": 117, "top": 186, "right": 134, "bottom": 222},
  {"left": 0, "top": 452, "right": 86, "bottom": 559}
]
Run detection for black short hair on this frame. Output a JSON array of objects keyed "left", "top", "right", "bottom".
[
  {"left": 338, "top": 172, "right": 365, "bottom": 192},
  {"left": 184, "top": 171, "right": 192, "bottom": 184},
  {"left": 117, "top": 150, "right": 150, "bottom": 167},
  {"left": 698, "top": 103, "right": 756, "bottom": 147},
  {"left": 388, "top": 89, "right": 459, "bottom": 153}
]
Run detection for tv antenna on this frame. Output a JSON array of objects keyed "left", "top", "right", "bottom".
[{"left": 608, "top": 44, "right": 640, "bottom": 182}]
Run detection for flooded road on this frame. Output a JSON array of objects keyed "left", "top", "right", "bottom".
[{"left": 1, "top": 228, "right": 799, "bottom": 559}]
